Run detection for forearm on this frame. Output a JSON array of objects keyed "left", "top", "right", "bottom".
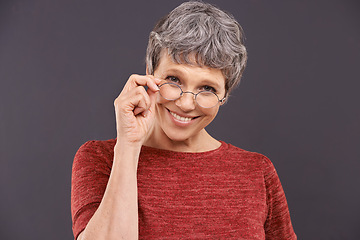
[{"left": 79, "top": 143, "right": 141, "bottom": 240}]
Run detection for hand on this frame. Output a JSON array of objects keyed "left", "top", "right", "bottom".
[{"left": 114, "top": 74, "right": 161, "bottom": 146}]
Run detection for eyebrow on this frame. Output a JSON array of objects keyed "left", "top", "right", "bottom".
[{"left": 161, "top": 68, "right": 223, "bottom": 89}]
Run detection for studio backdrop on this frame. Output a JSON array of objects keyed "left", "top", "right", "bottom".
[{"left": 0, "top": 0, "right": 359, "bottom": 239}]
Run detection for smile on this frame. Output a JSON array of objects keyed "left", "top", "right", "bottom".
[
  {"left": 167, "top": 108, "right": 199, "bottom": 124},
  {"left": 170, "top": 111, "right": 193, "bottom": 122}
]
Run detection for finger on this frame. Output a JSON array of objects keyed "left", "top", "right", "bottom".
[
  {"left": 116, "top": 86, "right": 151, "bottom": 115},
  {"left": 148, "top": 88, "right": 158, "bottom": 109},
  {"left": 142, "top": 88, "right": 158, "bottom": 118},
  {"left": 134, "top": 106, "right": 147, "bottom": 116},
  {"left": 139, "top": 87, "right": 159, "bottom": 117},
  {"left": 125, "top": 74, "right": 160, "bottom": 93},
  {"left": 146, "top": 75, "right": 162, "bottom": 86},
  {"left": 130, "top": 87, "right": 151, "bottom": 114}
]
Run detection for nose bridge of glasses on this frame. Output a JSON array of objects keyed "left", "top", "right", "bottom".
[
  {"left": 181, "top": 91, "right": 196, "bottom": 97},
  {"left": 179, "top": 91, "right": 197, "bottom": 106},
  {"left": 176, "top": 96, "right": 195, "bottom": 111}
]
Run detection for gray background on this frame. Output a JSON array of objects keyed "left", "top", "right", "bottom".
[{"left": 1, "top": 0, "right": 359, "bottom": 239}]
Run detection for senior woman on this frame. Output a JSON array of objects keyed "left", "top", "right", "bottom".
[{"left": 71, "top": 1, "right": 296, "bottom": 239}]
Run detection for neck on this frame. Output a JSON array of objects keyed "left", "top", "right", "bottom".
[{"left": 144, "top": 127, "right": 220, "bottom": 153}]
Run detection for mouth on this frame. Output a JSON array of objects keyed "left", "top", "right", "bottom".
[{"left": 166, "top": 108, "right": 199, "bottom": 123}]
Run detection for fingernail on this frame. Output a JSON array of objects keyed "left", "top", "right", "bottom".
[
  {"left": 142, "top": 110, "right": 149, "bottom": 117},
  {"left": 153, "top": 83, "right": 160, "bottom": 91}
]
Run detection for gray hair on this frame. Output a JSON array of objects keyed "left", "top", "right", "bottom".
[{"left": 146, "top": 1, "right": 247, "bottom": 96}]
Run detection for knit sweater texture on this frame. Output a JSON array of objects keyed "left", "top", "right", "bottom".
[{"left": 71, "top": 139, "right": 296, "bottom": 239}]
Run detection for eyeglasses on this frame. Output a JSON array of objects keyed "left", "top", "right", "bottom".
[{"left": 158, "top": 82, "right": 225, "bottom": 108}]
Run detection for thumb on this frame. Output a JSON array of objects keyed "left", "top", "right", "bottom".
[
  {"left": 148, "top": 88, "right": 158, "bottom": 113},
  {"left": 141, "top": 89, "right": 158, "bottom": 118}
]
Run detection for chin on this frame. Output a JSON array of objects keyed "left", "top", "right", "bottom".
[{"left": 165, "top": 130, "right": 196, "bottom": 143}]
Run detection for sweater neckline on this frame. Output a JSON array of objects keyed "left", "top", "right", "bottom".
[{"left": 140, "top": 140, "right": 228, "bottom": 158}]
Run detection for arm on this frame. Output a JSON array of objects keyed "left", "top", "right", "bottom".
[
  {"left": 78, "top": 144, "right": 140, "bottom": 240},
  {"left": 73, "top": 75, "right": 160, "bottom": 240},
  {"left": 263, "top": 157, "right": 297, "bottom": 239}
]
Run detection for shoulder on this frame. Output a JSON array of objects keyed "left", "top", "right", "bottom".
[
  {"left": 73, "top": 139, "right": 116, "bottom": 172},
  {"left": 223, "top": 143, "right": 284, "bottom": 191},
  {"left": 76, "top": 138, "right": 116, "bottom": 154},
  {"left": 221, "top": 141, "right": 274, "bottom": 170}
]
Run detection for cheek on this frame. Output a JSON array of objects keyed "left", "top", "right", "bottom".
[
  {"left": 156, "top": 94, "right": 170, "bottom": 105},
  {"left": 155, "top": 98, "right": 171, "bottom": 119},
  {"left": 202, "top": 107, "right": 219, "bottom": 118}
]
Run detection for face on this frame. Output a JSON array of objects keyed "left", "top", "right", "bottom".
[{"left": 151, "top": 52, "right": 226, "bottom": 144}]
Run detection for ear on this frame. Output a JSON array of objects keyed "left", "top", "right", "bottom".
[{"left": 220, "top": 94, "right": 228, "bottom": 105}]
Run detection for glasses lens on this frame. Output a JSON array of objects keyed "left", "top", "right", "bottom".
[
  {"left": 196, "top": 91, "right": 219, "bottom": 108},
  {"left": 159, "top": 83, "right": 182, "bottom": 100}
]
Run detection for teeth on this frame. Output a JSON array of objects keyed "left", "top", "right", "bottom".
[{"left": 170, "top": 111, "right": 192, "bottom": 122}]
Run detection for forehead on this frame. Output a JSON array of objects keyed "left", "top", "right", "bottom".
[{"left": 155, "top": 51, "right": 226, "bottom": 88}]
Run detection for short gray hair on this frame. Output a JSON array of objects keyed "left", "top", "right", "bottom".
[{"left": 146, "top": 1, "right": 247, "bottom": 96}]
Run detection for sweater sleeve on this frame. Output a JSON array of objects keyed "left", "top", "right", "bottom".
[
  {"left": 71, "top": 141, "right": 113, "bottom": 240},
  {"left": 263, "top": 157, "right": 297, "bottom": 239}
]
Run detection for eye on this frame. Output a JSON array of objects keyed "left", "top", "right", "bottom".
[
  {"left": 165, "top": 76, "right": 180, "bottom": 84},
  {"left": 201, "top": 85, "right": 217, "bottom": 93}
]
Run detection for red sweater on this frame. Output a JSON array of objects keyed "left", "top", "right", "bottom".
[{"left": 71, "top": 139, "right": 296, "bottom": 239}]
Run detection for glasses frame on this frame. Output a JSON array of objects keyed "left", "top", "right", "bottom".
[{"left": 158, "top": 82, "right": 226, "bottom": 108}]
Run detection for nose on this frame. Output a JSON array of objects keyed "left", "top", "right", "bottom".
[{"left": 175, "top": 92, "right": 196, "bottom": 112}]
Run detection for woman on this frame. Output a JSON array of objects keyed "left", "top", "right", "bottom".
[{"left": 71, "top": 1, "right": 296, "bottom": 239}]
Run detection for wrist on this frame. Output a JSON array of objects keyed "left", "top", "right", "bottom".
[
  {"left": 114, "top": 139, "right": 143, "bottom": 152},
  {"left": 113, "top": 140, "right": 142, "bottom": 171}
]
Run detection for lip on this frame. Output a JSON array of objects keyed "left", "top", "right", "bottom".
[{"left": 165, "top": 108, "right": 199, "bottom": 127}]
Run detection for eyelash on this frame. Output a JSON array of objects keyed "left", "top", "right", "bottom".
[
  {"left": 165, "top": 75, "right": 217, "bottom": 93},
  {"left": 201, "top": 85, "right": 217, "bottom": 93},
  {"left": 165, "top": 76, "right": 180, "bottom": 83}
]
